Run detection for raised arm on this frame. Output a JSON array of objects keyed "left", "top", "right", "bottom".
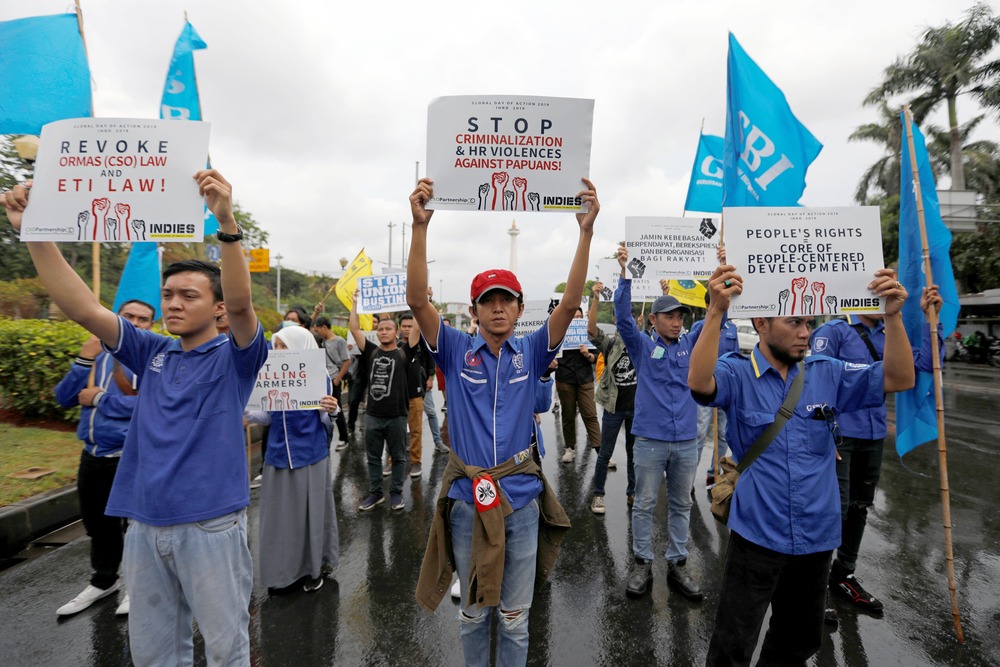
[
  {"left": 689, "top": 264, "right": 742, "bottom": 396},
  {"left": 3, "top": 185, "right": 119, "bottom": 345},
  {"left": 348, "top": 289, "right": 367, "bottom": 352},
  {"left": 548, "top": 178, "right": 598, "bottom": 345},
  {"left": 406, "top": 178, "right": 441, "bottom": 349},
  {"left": 203, "top": 170, "right": 258, "bottom": 346},
  {"left": 874, "top": 269, "right": 915, "bottom": 393},
  {"left": 587, "top": 281, "right": 602, "bottom": 337}
]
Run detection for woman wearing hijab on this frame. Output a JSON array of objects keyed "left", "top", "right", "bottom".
[{"left": 245, "top": 325, "right": 340, "bottom": 592}]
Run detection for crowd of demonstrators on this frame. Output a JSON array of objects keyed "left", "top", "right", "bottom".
[
  {"left": 809, "top": 285, "right": 944, "bottom": 626},
  {"left": 555, "top": 307, "right": 601, "bottom": 463},
  {"left": 312, "top": 315, "right": 351, "bottom": 451},
  {"left": 53, "top": 299, "right": 156, "bottom": 617},
  {"left": 587, "top": 281, "right": 637, "bottom": 515},
  {"left": 690, "top": 263, "right": 917, "bottom": 666},
  {"left": 614, "top": 245, "right": 706, "bottom": 603},
  {"left": 244, "top": 325, "right": 341, "bottom": 594},
  {"left": 409, "top": 177, "right": 595, "bottom": 667},
  {"left": 6, "top": 170, "right": 268, "bottom": 665},
  {"left": 349, "top": 293, "right": 418, "bottom": 512}
]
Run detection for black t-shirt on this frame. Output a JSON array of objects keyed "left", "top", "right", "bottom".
[
  {"left": 361, "top": 343, "right": 413, "bottom": 418},
  {"left": 554, "top": 348, "right": 595, "bottom": 385},
  {"left": 609, "top": 349, "right": 637, "bottom": 411}
]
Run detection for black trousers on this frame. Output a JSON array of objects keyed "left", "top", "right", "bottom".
[
  {"left": 706, "top": 532, "right": 832, "bottom": 667},
  {"left": 330, "top": 383, "right": 348, "bottom": 441},
  {"left": 834, "top": 436, "right": 883, "bottom": 573},
  {"left": 78, "top": 450, "right": 126, "bottom": 589}
]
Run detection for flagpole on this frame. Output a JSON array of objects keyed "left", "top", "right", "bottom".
[
  {"left": 902, "top": 105, "right": 963, "bottom": 643},
  {"left": 74, "top": 0, "right": 102, "bottom": 300}
]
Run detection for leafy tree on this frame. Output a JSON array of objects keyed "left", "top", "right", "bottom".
[
  {"left": 865, "top": 2, "right": 1000, "bottom": 191},
  {"left": 849, "top": 100, "right": 903, "bottom": 203}
]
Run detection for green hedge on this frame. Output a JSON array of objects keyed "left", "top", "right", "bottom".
[{"left": 0, "top": 318, "right": 90, "bottom": 421}]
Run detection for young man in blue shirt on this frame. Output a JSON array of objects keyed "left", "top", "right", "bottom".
[
  {"left": 689, "top": 262, "right": 915, "bottom": 666},
  {"left": 615, "top": 245, "right": 706, "bottom": 602},
  {"left": 54, "top": 299, "right": 155, "bottom": 618},
  {"left": 406, "top": 176, "right": 598, "bottom": 667},
  {"left": 4, "top": 170, "right": 267, "bottom": 667}
]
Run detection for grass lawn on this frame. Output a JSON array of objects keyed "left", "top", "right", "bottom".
[{"left": 0, "top": 424, "right": 80, "bottom": 507}]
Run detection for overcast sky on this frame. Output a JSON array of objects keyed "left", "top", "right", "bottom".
[{"left": 8, "top": 0, "right": 998, "bottom": 305}]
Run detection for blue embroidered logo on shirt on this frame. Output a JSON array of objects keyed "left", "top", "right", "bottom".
[
  {"left": 512, "top": 352, "right": 524, "bottom": 371},
  {"left": 814, "top": 337, "right": 829, "bottom": 352},
  {"left": 844, "top": 362, "right": 868, "bottom": 371},
  {"left": 149, "top": 353, "right": 165, "bottom": 373}
]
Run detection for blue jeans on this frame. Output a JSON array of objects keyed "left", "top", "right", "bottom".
[
  {"left": 631, "top": 437, "right": 699, "bottom": 562},
  {"left": 697, "top": 405, "right": 729, "bottom": 474},
  {"left": 123, "top": 510, "right": 252, "bottom": 667},
  {"left": 365, "top": 414, "right": 407, "bottom": 496},
  {"left": 592, "top": 408, "right": 635, "bottom": 497},
  {"left": 423, "top": 390, "right": 444, "bottom": 446},
  {"left": 451, "top": 498, "right": 539, "bottom": 667}
]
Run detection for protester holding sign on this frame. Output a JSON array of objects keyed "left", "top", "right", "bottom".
[
  {"left": 4, "top": 169, "right": 268, "bottom": 666},
  {"left": 689, "top": 262, "right": 915, "bottom": 666},
  {"left": 556, "top": 309, "right": 601, "bottom": 464},
  {"left": 244, "top": 325, "right": 340, "bottom": 593},
  {"left": 409, "top": 176, "right": 593, "bottom": 667}
]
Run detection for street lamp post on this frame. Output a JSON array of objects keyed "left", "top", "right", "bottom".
[{"left": 275, "top": 252, "right": 283, "bottom": 314}]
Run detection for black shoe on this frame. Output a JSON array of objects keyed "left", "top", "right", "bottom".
[
  {"left": 625, "top": 559, "right": 653, "bottom": 598},
  {"left": 830, "top": 573, "right": 884, "bottom": 612},
  {"left": 667, "top": 561, "right": 703, "bottom": 602},
  {"left": 824, "top": 589, "right": 840, "bottom": 627}
]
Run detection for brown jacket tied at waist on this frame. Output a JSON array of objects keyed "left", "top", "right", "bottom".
[{"left": 415, "top": 447, "right": 571, "bottom": 612}]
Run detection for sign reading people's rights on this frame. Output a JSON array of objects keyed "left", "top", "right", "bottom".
[
  {"left": 20, "top": 118, "right": 211, "bottom": 242},
  {"left": 725, "top": 207, "right": 884, "bottom": 318},
  {"left": 625, "top": 217, "right": 719, "bottom": 280},
  {"left": 248, "top": 349, "right": 327, "bottom": 411},
  {"left": 357, "top": 273, "right": 408, "bottom": 314},
  {"left": 426, "top": 95, "right": 594, "bottom": 213}
]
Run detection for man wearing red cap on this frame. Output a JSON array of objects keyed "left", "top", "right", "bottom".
[{"left": 408, "top": 177, "right": 598, "bottom": 667}]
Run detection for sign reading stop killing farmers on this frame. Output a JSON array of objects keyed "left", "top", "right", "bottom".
[
  {"left": 248, "top": 349, "right": 327, "bottom": 411},
  {"left": 20, "top": 118, "right": 211, "bottom": 242},
  {"left": 724, "top": 206, "right": 884, "bottom": 318},
  {"left": 426, "top": 95, "right": 594, "bottom": 213},
  {"left": 357, "top": 273, "right": 408, "bottom": 314},
  {"left": 625, "top": 216, "right": 719, "bottom": 280}
]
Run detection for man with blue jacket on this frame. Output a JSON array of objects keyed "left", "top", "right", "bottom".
[{"left": 54, "top": 299, "right": 155, "bottom": 617}]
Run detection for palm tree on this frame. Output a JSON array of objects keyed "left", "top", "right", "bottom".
[
  {"left": 925, "top": 116, "right": 1000, "bottom": 202},
  {"left": 848, "top": 100, "right": 902, "bottom": 203},
  {"left": 864, "top": 2, "right": 1000, "bottom": 191}
]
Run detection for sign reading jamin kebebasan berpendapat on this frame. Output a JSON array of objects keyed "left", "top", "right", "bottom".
[
  {"left": 426, "top": 95, "right": 594, "bottom": 213},
  {"left": 20, "top": 118, "right": 211, "bottom": 242}
]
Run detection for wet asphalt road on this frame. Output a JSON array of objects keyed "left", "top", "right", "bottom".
[{"left": 0, "top": 364, "right": 998, "bottom": 666}]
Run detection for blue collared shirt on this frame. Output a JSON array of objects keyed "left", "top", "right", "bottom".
[
  {"left": 54, "top": 351, "right": 137, "bottom": 457},
  {"left": 688, "top": 317, "right": 740, "bottom": 357},
  {"left": 614, "top": 277, "right": 701, "bottom": 441},
  {"left": 696, "top": 347, "right": 885, "bottom": 555},
  {"left": 428, "top": 318, "right": 559, "bottom": 510},
  {"left": 104, "top": 316, "right": 268, "bottom": 526}
]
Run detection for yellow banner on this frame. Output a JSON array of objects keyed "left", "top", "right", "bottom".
[
  {"left": 335, "top": 248, "right": 374, "bottom": 330},
  {"left": 668, "top": 279, "right": 707, "bottom": 309},
  {"left": 247, "top": 248, "right": 270, "bottom": 273}
]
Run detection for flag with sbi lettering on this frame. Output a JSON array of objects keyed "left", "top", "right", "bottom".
[
  {"left": 112, "top": 243, "right": 161, "bottom": 319},
  {"left": 895, "top": 112, "right": 958, "bottom": 458},
  {"left": 684, "top": 134, "right": 723, "bottom": 214},
  {"left": 335, "top": 249, "right": 375, "bottom": 330},
  {"left": 160, "top": 20, "right": 218, "bottom": 235},
  {"left": 0, "top": 14, "right": 92, "bottom": 134},
  {"left": 723, "top": 33, "right": 822, "bottom": 208}
]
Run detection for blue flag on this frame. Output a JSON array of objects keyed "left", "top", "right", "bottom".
[
  {"left": 684, "top": 134, "right": 724, "bottom": 214},
  {"left": 112, "top": 243, "right": 161, "bottom": 320},
  {"left": 723, "top": 33, "right": 822, "bottom": 207},
  {"left": 159, "top": 21, "right": 218, "bottom": 234},
  {"left": 895, "top": 113, "right": 959, "bottom": 457},
  {"left": 0, "top": 14, "right": 92, "bottom": 134}
]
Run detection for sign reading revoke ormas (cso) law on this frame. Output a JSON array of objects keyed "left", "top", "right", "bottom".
[{"left": 724, "top": 206, "right": 884, "bottom": 318}]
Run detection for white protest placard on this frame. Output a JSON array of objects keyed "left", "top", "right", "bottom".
[
  {"left": 599, "top": 256, "right": 660, "bottom": 300},
  {"left": 357, "top": 273, "right": 408, "bottom": 314},
  {"left": 248, "top": 349, "right": 328, "bottom": 411},
  {"left": 426, "top": 95, "right": 594, "bottom": 213},
  {"left": 561, "top": 317, "right": 596, "bottom": 350},
  {"left": 513, "top": 300, "right": 552, "bottom": 338},
  {"left": 595, "top": 258, "right": 621, "bottom": 300},
  {"left": 724, "top": 207, "right": 885, "bottom": 318},
  {"left": 21, "top": 118, "right": 211, "bottom": 242},
  {"left": 625, "top": 216, "right": 719, "bottom": 280}
]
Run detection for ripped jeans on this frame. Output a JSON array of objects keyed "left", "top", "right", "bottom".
[
  {"left": 834, "top": 436, "right": 883, "bottom": 573},
  {"left": 450, "top": 497, "right": 539, "bottom": 667}
]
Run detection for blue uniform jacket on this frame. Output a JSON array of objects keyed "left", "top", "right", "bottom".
[{"left": 54, "top": 352, "right": 137, "bottom": 457}]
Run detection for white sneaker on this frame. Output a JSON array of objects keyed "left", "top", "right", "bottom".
[
  {"left": 450, "top": 578, "right": 461, "bottom": 600},
  {"left": 334, "top": 440, "right": 349, "bottom": 452},
  {"left": 115, "top": 594, "right": 129, "bottom": 616},
  {"left": 561, "top": 448, "right": 576, "bottom": 463},
  {"left": 608, "top": 458, "right": 618, "bottom": 470},
  {"left": 250, "top": 475, "right": 262, "bottom": 490},
  {"left": 590, "top": 496, "right": 606, "bottom": 515},
  {"left": 57, "top": 583, "right": 119, "bottom": 616}
]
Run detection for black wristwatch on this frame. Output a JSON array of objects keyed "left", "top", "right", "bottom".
[{"left": 216, "top": 226, "right": 244, "bottom": 243}]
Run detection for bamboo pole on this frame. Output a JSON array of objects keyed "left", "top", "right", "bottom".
[{"left": 902, "top": 105, "right": 964, "bottom": 643}]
